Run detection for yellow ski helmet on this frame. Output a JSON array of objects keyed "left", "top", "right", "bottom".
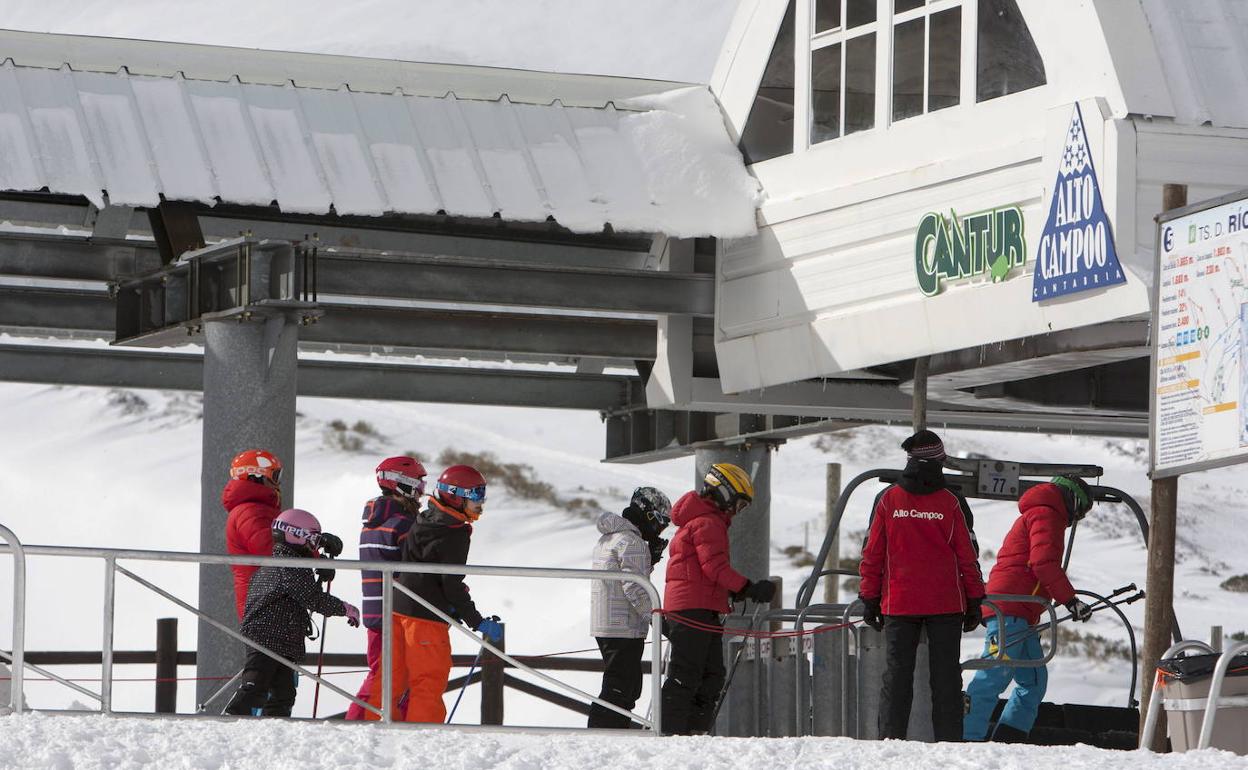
[{"left": 701, "top": 462, "right": 754, "bottom": 513}]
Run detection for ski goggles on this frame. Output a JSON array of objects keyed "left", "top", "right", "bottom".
[
  {"left": 437, "top": 481, "right": 487, "bottom": 503},
  {"left": 273, "top": 520, "right": 320, "bottom": 547}
]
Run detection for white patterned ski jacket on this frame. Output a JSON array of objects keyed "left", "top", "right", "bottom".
[{"left": 590, "top": 511, "right": 654, "bottom": 638}]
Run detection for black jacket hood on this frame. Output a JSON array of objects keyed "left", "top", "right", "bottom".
[{"left": 897, "top": 457, "right": 946, "bottom": 495}]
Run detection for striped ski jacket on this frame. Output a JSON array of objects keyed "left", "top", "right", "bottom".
[
  {"left": 357, "top": 494, "right": 417, "bottom": 630},
  {"left": 590, "top": 511, "right": 654, "bottom": 638}
]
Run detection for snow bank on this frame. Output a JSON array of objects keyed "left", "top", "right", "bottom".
[{"left": 1, "top": 712, "right": 1245, "bottom": 770}]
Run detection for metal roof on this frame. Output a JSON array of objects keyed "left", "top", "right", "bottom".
[{"left": 0, "top": 30, "right": 758, "bottom": 236}]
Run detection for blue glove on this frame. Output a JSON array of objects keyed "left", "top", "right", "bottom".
[{"left": 476, "top": 616, "right": 503, "bottom": 643}]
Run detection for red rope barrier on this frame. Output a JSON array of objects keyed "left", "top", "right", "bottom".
[{"left": 654, "top": 609, "right": 861, "bottom": 638}]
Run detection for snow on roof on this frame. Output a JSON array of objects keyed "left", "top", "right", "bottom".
[
  {"left": 0, "top": 30, "right": 759, "bottom": 238},
  {"left": 1140, "top": 0, "right": 1248, "bottom": 127}
]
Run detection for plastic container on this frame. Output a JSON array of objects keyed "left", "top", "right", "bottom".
[{"left": 1157, "top": 651, "right": 1248, "bottom": 754}]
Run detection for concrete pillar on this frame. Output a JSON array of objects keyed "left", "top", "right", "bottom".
[
  {"left": 196, "top": 314, "right": 299, "bottom": 704},
  {"left": 698, "top": 443, "right": 771, "bottom": 736}
]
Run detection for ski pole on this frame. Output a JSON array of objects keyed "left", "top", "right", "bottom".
[
  {"left": 1000, "top": 587, "right": 1144, "bottom": 648},
  {"left": 445, "top": 646, "right": 485, "bottom": 724},
  {"left": 708, "top": 603, "right": 763, "bottom": 733},
  {"left": 198, "top": 668, "right": 244, "bottom": 714},
  {"left": 312, "top": 573, "right": 333, "bottom": 719}
]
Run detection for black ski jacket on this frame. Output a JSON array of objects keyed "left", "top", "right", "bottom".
[
  {"left": 394, "top": 501, "right": 484, "bottom": 629},
  {"left": 238, "top": 542, "right": 349, "bottom": 662}
]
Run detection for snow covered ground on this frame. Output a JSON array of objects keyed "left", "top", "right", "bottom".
[
  {"left": 2, "top": 712, "right": 1246, "bottom": 770},
  {"left": 1, "top": 380, "right": 1246, "bottom": 729}
]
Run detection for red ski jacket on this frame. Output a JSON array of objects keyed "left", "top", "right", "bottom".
[
  {"left": 223, "top": 479, "right": 282, "bottom": 619},
  {"left": 982, "top": 483, "right": 1076, "bottom": 624},
  {"left": 663, "top": 492, "right": 749, "bottom": 614},
  {"left": 859, "top": 485, "right": 984, "bottom": 616}
]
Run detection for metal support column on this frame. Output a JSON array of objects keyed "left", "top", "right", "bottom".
[
  {"left": 698, "top": 443, "right": 771, "bottom": 736},
  {"left": 195, "top": 313, "right": 299, "bottom": 702}
]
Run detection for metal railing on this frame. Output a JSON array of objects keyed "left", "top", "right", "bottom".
[
  {"left": 1197, "top": 640, "right": 1248, "bottom": 749},
  {"left": 0, "top": 539, "right": 663, "bottom": 730},
  {"left": 0, "top": 523, "right": 25, "bottom": 713}
]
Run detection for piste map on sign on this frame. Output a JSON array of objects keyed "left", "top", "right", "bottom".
[{"left": 1154, "top": 196, "right": 1248, "bottom": 473}]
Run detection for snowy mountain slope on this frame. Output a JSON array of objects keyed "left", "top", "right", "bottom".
[{"left": 1, "top": 382, "right": 1246, "bottom": 725}]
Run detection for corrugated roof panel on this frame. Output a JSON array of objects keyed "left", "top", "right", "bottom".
[
  {"left": 513, "top": 102, "right": 605, "bottom": 232},
  {"left": 0, "top": 66, "right": 43, "bottom": 192},
  {"left": 458, "top": 100, "right": 548, "bottom": 222},
  {"left": 11, "top": 66, "right": 103, "bottom": 206},
  {"left": 407, "top": 96, "right": 494, "bottom": 218},
  {"left": 567, "top": 106, "right": 657, "bottom": 231},
  {"left": 185, "top": 80, "right": 275, "bottom": 206},
  {"left": 240, "top": 83, "right": 333, "bottom": 215},
  {"left": 129, "top": 75, "right": 217, "bottom": 202},
  {"left": 0, "top": 53, "right": 758, "bottom": 237},
  {"left": 73, "top": 71, "right": 160, "bottom": 207},
  {"left": 297, "top": 87, "right": 387, "bottom": 216},
  {"left": 349, "top": 90, "right": 441, "bottom": 213}
]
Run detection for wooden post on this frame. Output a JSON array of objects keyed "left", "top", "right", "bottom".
[
  {"left": 824, "top": 463, "right": 842, "bottom": 605},
  {"left": 912, "top": 356, "right": 930, "bottom": 431},
  {"left": 1139, "top": 182, "right": 1187, "bottom": 751},
  {"left": 155, "top": 617, "right": 178, "bottom": 714},
  {"left": 481, "top": 624, "right": 505, "bottom": 726}
]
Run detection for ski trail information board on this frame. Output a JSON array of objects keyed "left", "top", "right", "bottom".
[{"left": 1151, "top": 190, "right": 1248, "bottom": 477}]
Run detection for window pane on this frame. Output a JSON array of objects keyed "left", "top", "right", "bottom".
[
  {"left": 892, "top": 18, "right": 924, "bottom": 121},
  {"left": 847, "top": 0, "right": 876, "bottom": 28},
  {"left": 928, "top": 7, "right": 961, "bottom": 112},
  {"left": 811, "top": 43, "right": 842, "bottom": 144},
  {"left": 894, "top": 0, "right": 925, "bottom": 12},
  {"left": 815, "top": 0, "right": 841, "bottom": 33},
  {"left": 845, "top": 33, "right": 876, "bottom": 134},
  {"left": 740, "top": 0, "right": 796, "bottom": 163},
  {"left": 977, "top": 0, "right": 1046, "bottom": 102}
]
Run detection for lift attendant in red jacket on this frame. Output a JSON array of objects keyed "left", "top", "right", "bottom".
[
  {"left": 661, "top": 463, "right": 775, "bottom": 735},
  {"left": 224, "top": 449, "right": 284, "bottom": 619},
  {"left": 858, "top": 430, "right": 984, "bottom": 742}
]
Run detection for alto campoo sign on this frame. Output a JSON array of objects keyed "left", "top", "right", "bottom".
[{"left": 914, "top": 206, "right": 1026, "bottom": 296}]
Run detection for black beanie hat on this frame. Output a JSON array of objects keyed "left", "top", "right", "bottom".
[{"left": 901, "top": 429, "right": 946, "bottom": 461}]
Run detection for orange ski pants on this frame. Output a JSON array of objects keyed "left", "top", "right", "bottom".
[{"left": 364, "top": 614, "right": 451, "bottom": 723}]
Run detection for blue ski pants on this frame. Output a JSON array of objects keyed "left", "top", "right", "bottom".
[{"left": 963, "top": 615, "right": 1047, "bottom": 740}]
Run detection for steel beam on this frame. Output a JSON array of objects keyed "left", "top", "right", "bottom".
[
  {"left": 0, "top": 286, "right": 657, "bottom": 360},
  {"left": 314, "top": 249, "right": 713, "bottom": 316},
  {"left": 304, "top": 305, "right": 656, "bottom": 360},
  {"left": 0, "top": 343, "right": 641, "bottom": 410},
  {"left": 0, "top": 232, "right": 711, "bottom": 315}
]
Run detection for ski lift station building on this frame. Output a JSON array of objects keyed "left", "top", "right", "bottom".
[{"left": 1, "top": 0, "right": 1247, "bottom": 703}]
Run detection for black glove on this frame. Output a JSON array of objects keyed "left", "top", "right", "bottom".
[
  {"left": 962, "top": 597, "right": 983, "bottom": 633},
  {"left": 315, "top": 567, "right": 336, "bottom": 584},
  {"left": 319, "top": 532, "right": 344, "bottom": 558},
  {"left": 1066, "top": 598, "right": 1093, "bottom": 622},
  {"left": 648, "top": 537, "right": 668, "bottom": 565},
  {"left": 734, "top": 579, "right": 776, "bottom": 604},
  {"left": 860, "top": 596, "right": 883, "bottom": 632}
]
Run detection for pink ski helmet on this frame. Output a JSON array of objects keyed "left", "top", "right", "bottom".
[{"left": 271, "top": 508, "right": 322, "bottom": 550}]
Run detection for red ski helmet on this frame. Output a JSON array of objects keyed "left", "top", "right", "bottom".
[
  {"left": 271, "top": 508, "right": 321, "bottom": 551},
  {"left": 230, "top": 449, "right": 282, "bottom": 487},
  {"left": 436, "top": 465, "right": 487, "bottom": 518},
  {"left": 376, "top": 456, "right": 427, "bottom": 500}
]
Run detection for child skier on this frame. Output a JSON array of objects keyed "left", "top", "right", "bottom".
[
  {"left": 345, "top": 456, "right": 426, "bottom": 721},
  {"left": 963, "top": 475, "right": 1095, "bottom": 742},
  {"left": 224, "top": 508, "right": 359, "bottom": 717},
  {"left": 661, "top": 463, "right": 775, "bottom": 735},
  {"left": 588, "top": 486, "right": 672, "bottom": 729},
  {"left": 366, "top": 464, "right": 502, "bottom": 723}
]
